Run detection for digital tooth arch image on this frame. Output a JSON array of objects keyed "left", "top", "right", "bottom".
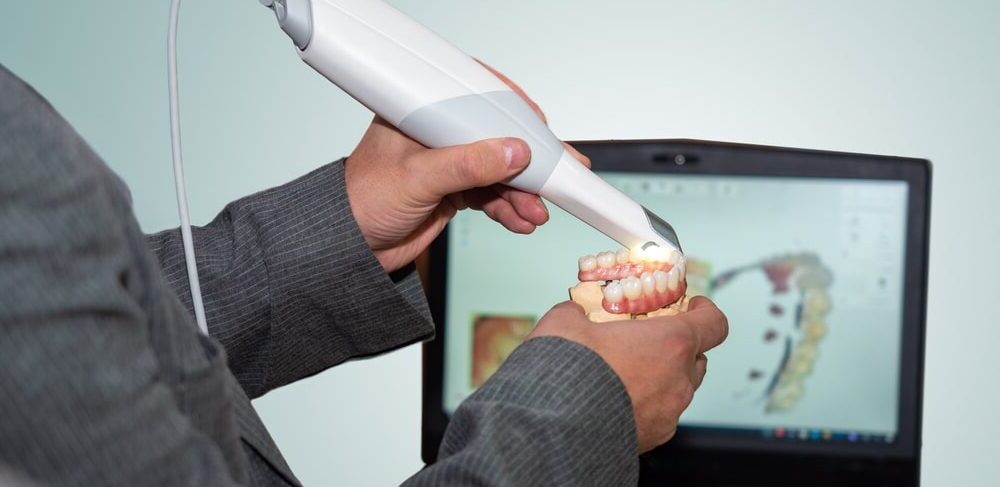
[{"left": 702, "top": 253, "right": 833, "bottom": 414}]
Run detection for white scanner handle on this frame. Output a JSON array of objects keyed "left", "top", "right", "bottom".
[{"left": 279, "top": 0, "right": 681, "bottom": 252}]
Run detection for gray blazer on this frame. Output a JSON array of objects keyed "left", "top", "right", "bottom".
[{"left": 0, "top": 65, "right": 638, "bottom": 486}]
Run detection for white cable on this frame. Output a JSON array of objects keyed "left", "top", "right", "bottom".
[{"left": 168, "top": 0, "right": 209, "bottom": 335}]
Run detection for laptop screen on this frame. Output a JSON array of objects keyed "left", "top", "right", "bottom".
[{"left": 441, "top": 172, "right": 909, "bottom": 446}]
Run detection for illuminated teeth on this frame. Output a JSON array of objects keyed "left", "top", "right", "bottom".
[
  {"left": 666, "top": 250, "right": 682, "bottom": 266},
  {"left": 645, "top": 246, "right": 665, "bottom": 263},
  {"left": 629, "top": 248, "right": 644, "bottom": 263},
  {"left": 597, "top": 251, "right": 616, "bottom": 269},
  {"left": 603, "top": 280, "right": 624, "bottom": 303},
  {"left": 622, "top": 276, "right": 642, "bottom": 300},
  {"left": 615, "top": 248, "right": 630, "bottom": 265},
  {"left": 666, "top": 267, "right": 680, "bottom": 291},
  {"left": 578, "top": 255, "right": 597, "bottom": 272},
  {"left": 640, "top": 272, "right": 656, "bottom": 295},
  {"left": 653, "top": 270, "right": 669, "bottom": 293}
]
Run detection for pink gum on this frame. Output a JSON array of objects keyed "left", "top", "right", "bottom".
[
  {"left": 578, "top": 261, "right": 675, "bottom": 282},
  {"left": 603, "top": 280, "right": 687, "bottom": 315}
]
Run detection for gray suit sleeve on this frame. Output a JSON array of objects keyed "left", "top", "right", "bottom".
[
  {"left": 0, "top": 65, "right": 242, "bottom": 486},
  {"left": 146, "top": 160, "right": 435, "bottom": 398},
  {"left": 404, "top": 337, "right": 639, "bottom": 486}
]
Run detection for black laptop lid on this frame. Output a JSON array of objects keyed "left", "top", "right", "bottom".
[{"left": 423, "top": 140, "right": 929, "bottom": 486}]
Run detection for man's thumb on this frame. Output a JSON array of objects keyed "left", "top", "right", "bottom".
[{"left": 410, "top": 138, "right": 530, "bottom": 198}]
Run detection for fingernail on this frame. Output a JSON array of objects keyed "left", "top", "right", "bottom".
[{"left": 503, "top": 139, "right": 530, "bottom": 170}]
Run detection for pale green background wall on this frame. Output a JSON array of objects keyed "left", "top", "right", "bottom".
[{"left": 2, "top": 1, "right": 997, "bottom": 485}]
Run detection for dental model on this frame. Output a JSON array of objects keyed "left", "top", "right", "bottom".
[{"left": 570, "top": 247, "right": 690, "bottom": 323}]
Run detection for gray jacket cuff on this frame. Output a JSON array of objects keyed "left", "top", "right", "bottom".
[
  {"left": 421, "top": 336, "right": 638, "bottom": 486},
  {"left": 149, "top": 156, "right": 434, "bottom": 397},
  {"left": 256, "top": 159, "right": 435, "bottom": 381}
]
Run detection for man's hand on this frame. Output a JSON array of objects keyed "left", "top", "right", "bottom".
[
  {"left": 344, "top": 68, "right": 590, "bottom": 273},
  {"left": 528, "top": 296, "right": 729, "bottom": 453}
]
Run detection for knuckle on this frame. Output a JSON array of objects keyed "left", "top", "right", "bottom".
[
  {"left": 702, "top": 300, "right": 723, "bottom": 319},
  {"left": 708, "top": 308, "right": 730, "bottom": 342},
  {"left": 400, "top": 154, "right": 419, "bottom": 177},
  {"left": 663, "top": 339, "right": 693, "bottom": 362},
  {"left": 719, "top": 310, "right": 731, "bottom": 335},
  {"left": 554, "top": 300, "right": 585, "bottom": 315},
  {"left": 454, "top": 148, "right": 479, "bottom": 183},
  {"left": 401, "top": 155, "right": 436, "bottom": 200},
  {"left": 458, "top": 144, "right": 495, "bottom": 185},
  {"left": 653, "top": 415, "right": 677, "bottom": 446},
  {"left": 679, "top": 381, "right": 695, "bottom": 405},
  {"left": 664, "top": 327, "right": 697, "bottom": 356}
]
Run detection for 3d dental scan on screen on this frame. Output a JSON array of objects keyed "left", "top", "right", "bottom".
[{"left": 423, "top": 140, "right": 930, "bottom": 486}]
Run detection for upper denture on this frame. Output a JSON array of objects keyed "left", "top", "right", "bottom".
[{"left": 577, "top": 248, "right": 682, "bottom": 282}]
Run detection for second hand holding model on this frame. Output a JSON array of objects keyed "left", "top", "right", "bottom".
[{"left": 262, "top": 0, "right": 683, "bottom": 256}]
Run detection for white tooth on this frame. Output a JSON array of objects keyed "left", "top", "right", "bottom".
[
  {"left": 616, "top": 248, "right": 630, "bottom": 264},
  {"left": 653, "top": 270, "right": 669, "bottom": 293},
  {"left": 629, "top": 248, "right": 644, "bottom": 263},
  {"left": 578, "top": 255, "right": 597, "bottom": 272},
  {"left": 640, "top": 272, "right": 656, "bottom": 295},
  {"left": 675, "top": 258, "right": 687, "bottom": 278},
  {"left": 603, "top": 281, "right": 624, "bottom": 303},
  {"left": 666, "top": 267, "right": 680, "bottom": 291},
  {"left": 597, "top": 251, "right": 616, "bottom": 269},
  {"left": 667, "top": 250, "right": 682, "bottom": 266},
  {"left": 623, "top": 276, "right": 643, "bottom": 300}
]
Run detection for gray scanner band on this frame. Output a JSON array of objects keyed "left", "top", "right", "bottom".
[{"left": 398, "top": 91, "right": 564, "bottom": 193}]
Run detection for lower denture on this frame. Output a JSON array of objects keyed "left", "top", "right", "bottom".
[{"left": 604, "top": 285, "right": 687, "bottom": 315}]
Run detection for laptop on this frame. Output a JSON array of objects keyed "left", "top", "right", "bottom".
[{"left": 421, "top": 139, "right": 930, "bottom": 486}]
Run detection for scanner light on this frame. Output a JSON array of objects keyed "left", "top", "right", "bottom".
[{"left": 637, "top": 243, "right": 671, "bottom": 262}]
